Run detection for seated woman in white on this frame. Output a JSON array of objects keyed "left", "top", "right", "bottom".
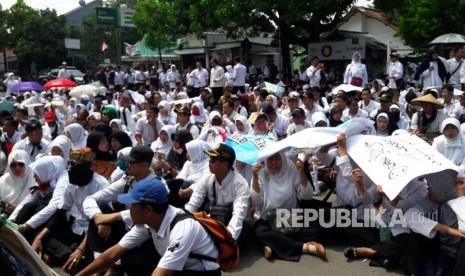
[{"left": 432, "top": 117, "right": 465, "bottom": 166}]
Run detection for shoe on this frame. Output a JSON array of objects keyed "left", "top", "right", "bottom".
[
  {"left": 344, "top": 247, "right": 357, "bottom": 259},
  {"left": 313, "top": 189, "right": 321, "bottom": 196},
  {"left": 263, "top": 246, "right": 272, "bottom": 260},
  {"left": 307, "top": 241, "right": 326, "bottom": 259},
  {"left": 369, "top": 259, "right": 395, "bottom": 270}
]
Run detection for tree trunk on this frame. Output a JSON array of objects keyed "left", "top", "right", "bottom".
[{"left": 279, "top": 24, "right": 292, "bottom": 83}]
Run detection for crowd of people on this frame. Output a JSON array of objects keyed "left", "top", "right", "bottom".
[{"left": 0, "top": 49, "right": 465, "bottom": 276}]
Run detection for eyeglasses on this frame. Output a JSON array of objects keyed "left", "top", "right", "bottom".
[{"left": 10, "top": 162, "right": 25, "bottom": 168}]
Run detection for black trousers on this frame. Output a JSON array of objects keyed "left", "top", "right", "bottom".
[
  {"left": 253, "top": 219, "right": 321, "bottom": 262},
  {"left": 372, "top": 232, "right": 409, "bottom": 263},
  {"left": 190, "top": 87, "right": 202, "bottom": 98},
  {"left": 211, "top": 87, "right": 223, "bottom": 103},
  {"left": 233, "top": 86, "right": 245, "bottom": 94}
]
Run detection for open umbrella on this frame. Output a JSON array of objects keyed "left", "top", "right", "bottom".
[
  {"left": 331, "top": 83, "right": 363, "bottom": 95},
  {"left": 429, "top": 33, "right": 465, "bottom": 45},
  {"left": 43, "top": 78, "right": 77, "bottom": 90},
  {"left": 69, "top": 85, "right": 100, "bottom": 97},
  {"left": 0, "top": 101, "right": 14, "bottom": 112},
  {"left": 10, "top": 82, "right": 44, "bottom": 92}
]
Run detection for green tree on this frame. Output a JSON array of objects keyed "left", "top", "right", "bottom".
[
  {"left": 374, "top": 0, "right": 465, "bottom": 50},
  {"left": 14, "top": 9, "right": 67, "bottom": 73},
  {"left": 4, "top": 0, "right": 37, "bottom": 49},
  {"left": 0, "top": 5, "right": 8, "bottom": 50},
  {"left": 132, "top": 0, "right": 356, "bottom": 80}
]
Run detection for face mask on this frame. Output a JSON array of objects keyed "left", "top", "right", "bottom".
[
  {"left": 117, "top": 159, "right": 126, "bottom": 171},
  {"left": 192, "top": 109, "right": 200, "bottom": 116},
  {"left": 68, "top": 162, "right": 94, "bottom": 186}
]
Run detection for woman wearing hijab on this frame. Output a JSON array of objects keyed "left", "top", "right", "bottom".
[
  {"left": 150, "top": 125, "right": 175, "bottom": 159},
  {"left": 0, "top": 150, "right": 35, "bottom": 214},
  {"left": 110, "top": 130, "right": 133, "bottom": 152},
  {"left": 252, "top": 113, "right": 277, "bottom": 140},
  {"left": 12, "top": 156, "right": 68, "bottom": 247},
  {"left": 158, "top": 100, "right": 177, "bottom": 125},
  {"left": 343, "top": 52, "right": 368, "bottom": 87},
  {"left": 49, "top": 135, "right": 72, "bottom": 163},
  {"left": 190, "top": 101, "right": 207, "bottom": 127},
  {"left": 311, "top": 112, "right": 329, "bottom": 127},
  {"left": 225, "top": 65, "right": 234, "bottom": 87},
  {"left": 375, "top": 113, "right": 390, "bottom": 137},
  {"left": 413, "top": 47, "right": 447, "bottom": 88},
  {"left": 328, "top": 107, "right": 343, "bottom": 127},
  {"left": 86, "top": 131, "right": 117, "bottom": 180},
  {"left": 155, "top": 129, "right": 193, "bottom": 180},
  {"left": 234, "top": 115, "right": 253, "bottom": 134},
  {"left": 65, "top": 123, "right": 88, "bottom": 149},
  {"left": 432, "top": 118, "right": 465, "bottom": 166},
  {"left": 251, "top": 152, "right": 325, "bottom": 261},
  {"left": 168, "top": 140, "right": 212, "bottom": 207},
  {"left": 101, "top": 105, "right": 118, "bottom": 124}
]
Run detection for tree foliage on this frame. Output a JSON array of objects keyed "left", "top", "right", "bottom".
[
  {"left": 132, "top": 0, "right": 357, "bottom": 79},
  {"left": 374, "top": 0, "right": 465, "bottom": 50}
]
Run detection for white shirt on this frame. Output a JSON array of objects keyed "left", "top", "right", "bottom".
[
  {"left": 304, "top": 105, "right": 324, "bottom": 122},
  {"left": 12, "top": 138, "right": 50, "bottom": 163},
  {"left": 358, "top": 99, "right": 380, "bottom": 115},
  {"left": 342, "top": 108, "right": 369, "bottom": 121},
  {"left": 344, "top": 62, "right": 368, "bottom": 87},
  {"left": 185, "top": 170, "right": 250, "bottom": 240},
  {"left": 233, "top": 63, "right": 247, "bottom": 86},
  {"left": 135, "top": 118, "right": 164, "bottom": 146},
  {"left": 210, "top": 66, "right": 226, "bottom": 88},
  {"left": 447, "top": 57, "right": 463, "bottom": 87},
  {"left": 387, "top": 60, "right": 404, "bottom": 89},
  {"left": 134, "top": 70, "right": 146, "bottom": 83},
  {"left": 439, "top": 98, "right": 457, "bottom": 117},
  {"left": 83, "top": 172, "right": 158, "bottom": 228},
  {"left": 418, "top": 61, "right": 443, "bottom": 87},
  {"left": 119, "top": 206, "right": 219, "bottom": 271},
  {"left": 272, "top": 114, "right": 291, "bottom": 138},
  {"left": 306, "top": 65, "right": 321, "bottom": 87},
  {"left": 175, "top": 122, "right": 200, "bottom": 139},
  {"left": 115, "top": 71, "right": 126, "bottom": 86},
  {"left": 59, "top": 173, "right": 108, "bottom": 235},
  {"left": 58, "top": 68, "right": 70, "bottom": 79},
  {"left": 166, "top": 70, "right": 181, "bottom": 89},
  {"left": 190, "top": 68, "right": 209, "bottom": 88}
]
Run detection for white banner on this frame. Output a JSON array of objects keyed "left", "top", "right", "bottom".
[
  {"left": 346, "top": 134, "right": 459, "bottom": 200},
  {"left": 124, "top": 41, "right": 140, "bottom": 57},
  {"left": 308, "top": 38, "right": 366, "bottom": 61}
]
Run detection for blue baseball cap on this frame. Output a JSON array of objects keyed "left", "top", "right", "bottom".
[{"left": 117, "top": 178, "right": 169, "bottom": 205}]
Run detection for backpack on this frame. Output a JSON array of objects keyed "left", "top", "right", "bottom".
[{"left": 170, "top": 211, "right": 240, "bottom": 271}]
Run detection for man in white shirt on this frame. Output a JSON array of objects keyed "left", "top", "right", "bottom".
[
  {"left": 359, "top": 88, "right": 380, "bottom": 115},
  {"left": 439, "top": 84, "right": 457, "bottom": 117},
  {"left": 342, "top": 96, "right": 369, "bottom": 121},
  {"left": 135, "top": 106, "right": 164, "bottom": 146},
  {"left": 210, "top": 59, "right": 226, "bottom": 102},
  {"left": 58, "top": 62, "right": 71, "bottom": 79},
  {"left": 185, "top": 143, "right": 250, "bottom": 241},
  {"left": 306, "top": 56, "right": 324, "bottom": 88},
  {"left": 114, "top": 66, "right": 126, "bottom": 91},
  {"left": 302, "top": 91, "right": 324, "bottom": 122},
  {"left": 232, "top": 57, "right": 247, "bottom": 94},
  {"left": 453, "top": 92, "right": 465, "bottom": 119},
  {"left": 386, "top": 52, "right": 404, "bottom": 90},
  {"left": 298, "top": 65, "right": 309, "bottom": 84},
  {"left": 448, "top": 46, "right": 464, "bottom": 90},
  {"left": 262, "top": 105, "right": 290, "bottom": 139},
  {"left": 174, "top": 107, "right": 200, "bottom": 139},
  {"left": 190, "top": 62, "right": 209, "bottom": 97},
  {"left": 77, "top": 177, "right": 220, "bottom": 276},
  {"left": 222, "top": 100, "right": 239, "bottom": 133},
  {"left": 12, "top": 118, "right": 50, "bottom": 162}
]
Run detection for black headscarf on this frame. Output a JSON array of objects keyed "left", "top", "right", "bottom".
[
  {"left": 167, "top": 129, "right": 193, "bottom": 170},
  {"left": 111, "top": 130, "right": 133, "bottom": 150},
  {"left": 91, "top": 123, "right": 113, "bottom": 145},
  {"left": 86, "top": 131, "right": 116, "bottom": 161}
]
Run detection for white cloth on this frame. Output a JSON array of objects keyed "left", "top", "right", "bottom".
[
  {"left": 185, "top": 170, "right": 250, "bottom": 240},
  {"left": 151, "top": 125, "right": 175, "bottom": 157},
  {"left": 49, "top": 135, "right": 72, "bottom": 162},
  {"left": 233, "top": 63, "right": 247, "bottom": 86},
  {"left": 343, "top": 56, "right": 368, "bottom": 87},
  {"left": 190, "top": 68, "right": 209, "bottom": 88},
  {"left": 250, "top": 152, "right": 313, "bottom": 220},
  {"left": 119, "top": 206, "right": 219, "bottom": 271},
  {"left": 306, "top": 65, "right": 322, "bottom": 87},
  {"left": 447, "top": 57, "right": 463, "bottom": 88},
  {"left": 387, "top": 60, "right": 404, "bottom": 89},
  {"left": 59, "top": 173, "right": 108, "bottom": 235},
  {"left": 0, "top": 150, "right": 35, "bottom": 205},
  {"left": 64, "top": 123, "right": 88, "bottom": 149},
  {"left": 83, "top": 171, "right": 158, "bottom": 229},
  {"left": 135, "top": 117, "right": 164, "bottom": 146},
  {"left": 177, "top": 140, "right": 212, "bottom": 184},
  {"left": 210, "top": 65, "right": 226, "bottom": 88},
  {"left": 358, "top": 99, "right": 380, "bottom": 115},
  {"left": 233, "top": 115, "right": 253, "bottom": 135},
  {"left": 12, "top": 137, "right": 50, "bottom": 163},
  {"left": 342, "top": 108, "right": 369, "bottom": 122}
]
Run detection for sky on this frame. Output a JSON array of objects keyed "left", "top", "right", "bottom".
[{"left": 2, "top": 0, "right": 372, "bottom": 15}]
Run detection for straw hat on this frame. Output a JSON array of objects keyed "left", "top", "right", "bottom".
[{"left": 411, "top": 93, "right": 444, "bottom": 109}]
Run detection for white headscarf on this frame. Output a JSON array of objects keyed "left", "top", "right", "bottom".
[
  {"left": 29, "top": 155, "right": 67, "bottom": 186},
  {"left": 184, "top": 140, "right": 212, "bottom": 182},
  {"left": 311, "top": 112, "right": 329, "bottom": 127},
  {"left": 151, "top": 125, "right": 175, "bottom": 156},
  {"left": 190, "top": 101, "right": 207, "bottom": 124},
  {"left": 266, "top": 95, "right": 279, "bottom": 109},
  {"left": 234, "top": 115, "right": 253, "bottom": 134},
  {"left": 256, "top": 152, "right": 308, "bottom": 218},
  {"left": 0, "top": 150, "right": 35, "bottom": 205},
  {"left": 49, "top": 135, "right": 72, "bottom": 162},
  {"left": 64, "top": 123, "right": 87, "bottom": 148}
]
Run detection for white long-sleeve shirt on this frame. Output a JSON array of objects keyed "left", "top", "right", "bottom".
[
  {"left": 233, "top": 63, "right": 247, "bottom": 86},
  {"left": 185, "top": 170, "right": 250, "bottom": 240}
]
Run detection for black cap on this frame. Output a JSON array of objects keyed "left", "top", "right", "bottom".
[
  {"left": 379, "top": 94, "right": 392, "bottom": 102},
  {"left": 291, "top": 108, "right": 305, "bottom": 118},
  {"left": 122, "top": 146, "right": 154, "bottom": 163},
  {"left": 25, "top": 118, "right": 42, "bottom": 133},
  {"left": 204, "top": 143, "right": 236, "bottom": 166},
  {"left": 174, "top": 107, "right": 191, "bottom": 116}
]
